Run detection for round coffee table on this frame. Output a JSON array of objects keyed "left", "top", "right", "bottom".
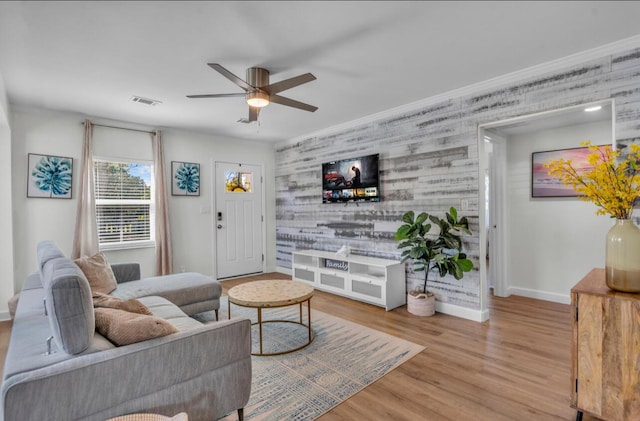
[{"left": 227, "top": 280, "right": 314, "bottom": 356}]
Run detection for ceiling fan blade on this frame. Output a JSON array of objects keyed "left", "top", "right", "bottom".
[
  {"left": 186, "top": 93, "right": 246, "bottom": 99},
  {"left": 208, "top": 63, "right": 253, "bottom": 91},
  {"left": 270, "top": 94, "right": 318, "bottom": 112},
  {"left": 262, "top": 73, "right": 316, "bottom": 95},
  {"left": 248, "top": 106, "right": 260, "bottom": 122}
]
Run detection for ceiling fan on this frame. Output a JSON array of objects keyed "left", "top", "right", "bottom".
[{"left": 187, "top": 63, "right": 318, "bottom": 122}]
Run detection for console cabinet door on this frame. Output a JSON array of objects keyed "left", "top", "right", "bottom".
[
  {"left": 574, "top": 292, "right": 640, "bottom": 420},
  {"left": 350, "top": 276, "right": 385, "bottom": 306}
]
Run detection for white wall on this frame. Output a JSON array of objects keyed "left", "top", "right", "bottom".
[
  {"left": 10, "top": 107, "right": 276, "bottom": 296},
  {"left": 160, "top": 127, "right": 276, "bottom": 278},
  {"left": 505, "top": 120, "right": 613, "bottom": 303},
  {"left": 0, "top": 72, "right": 14, "bottom": 319}
]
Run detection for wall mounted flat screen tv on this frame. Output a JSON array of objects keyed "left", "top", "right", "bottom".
[{"left": 322, "top": 153, "right": 380, "bottom": 203}]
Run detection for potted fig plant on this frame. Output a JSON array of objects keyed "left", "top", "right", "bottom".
[{"left": 394, "top": 207, "right": 473, "bottom": 316}]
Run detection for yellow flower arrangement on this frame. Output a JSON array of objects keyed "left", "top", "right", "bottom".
[{"left": 544, "top": 141, "right": 640, "bottom": 220}]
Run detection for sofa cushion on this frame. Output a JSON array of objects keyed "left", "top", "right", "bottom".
[
  {"left": 93, "top": 292, "right": 152, "bottom": 315},
  {"left": 111, "top": 272, "right": 221, "bottom": 313},
  {"left": 75, "top": 252, "right": 118, "bottom": 294},
  {"left": 137, "top": 296, "right": 204, "bottom": 331},
  {"left": 94, "top": 307, "right": 178, "bottom": 346},
  {"left": 42, "top": 257, "right": 95, "bottom": 354}
]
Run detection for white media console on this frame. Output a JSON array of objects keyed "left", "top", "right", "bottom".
[{"left": 292, "top": 249, "right": 406, "bottom": 311}]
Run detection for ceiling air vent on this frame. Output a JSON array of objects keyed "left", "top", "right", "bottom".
[{"left": 130, "top": 96, "right": 162, "bottom": 106}]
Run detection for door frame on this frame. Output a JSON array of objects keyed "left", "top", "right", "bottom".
[
  {"left": 211, "top": 159, "right": 267, "bottom": 279},
  {"left": 477, "top": 98, "right": 615, "bottom": 318},
  {"left": 476, "top": 125, "right": 505, "bottom": 321},
  {"left": 483, "top": 131, "right": 508, "bottom": 298}
]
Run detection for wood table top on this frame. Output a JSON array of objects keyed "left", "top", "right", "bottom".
[{"left": 227, "top": 280, "right": 314, "bottom": 307}]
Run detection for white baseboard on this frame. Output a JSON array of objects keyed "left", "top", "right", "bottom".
[
  {"left": 0, "top": 311, "right": 11, "bottom": 322},
  {"left": 507, "top": 287, "right": 571, "bottom": 305},
  {"left": 276, "top": 266, "right": 292, "bottom": 276},
  {"left": 435, "top": 301, "right": 490, "bottom": 322},
  {"left": 281, "top": 265, "right": 489, "bottom": 322}
]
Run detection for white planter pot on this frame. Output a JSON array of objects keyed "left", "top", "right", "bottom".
[{"left": 406, "top": 292, "right": 435, "bottom": 317}]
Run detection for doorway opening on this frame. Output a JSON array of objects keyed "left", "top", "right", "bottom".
[{"left": 477, "top": 99, "right": 615, "bottom": 318}]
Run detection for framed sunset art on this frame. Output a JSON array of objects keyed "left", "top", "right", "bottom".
[{"left": 531, "top": 145, "right": 610, "bottom": 198}]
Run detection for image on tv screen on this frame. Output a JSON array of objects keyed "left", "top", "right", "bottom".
[{"left": 322, "top": 154, "right": 380, "bottom": 203}]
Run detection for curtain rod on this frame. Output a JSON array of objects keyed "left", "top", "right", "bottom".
[{"left": 81, "top": 121, "right": 154, "bottom": 134}]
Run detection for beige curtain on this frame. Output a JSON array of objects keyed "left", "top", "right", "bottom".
[
  {"left": 71, "top": 120, "right": 99, "bottom": 259},
  {"left": 152, "top": 130, "right": 173, "bottom": 275}
]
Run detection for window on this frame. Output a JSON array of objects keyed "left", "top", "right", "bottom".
[
  {"left": 224, "top": 171, "right": 253, "bottom": 192},
  {"left": 94, "top": 159, "right": 155, "bottom": 249}
]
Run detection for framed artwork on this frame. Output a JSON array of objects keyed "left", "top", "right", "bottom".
[
  {"left": 171, "top": 161, "right": 200, "bottom": 196},
  {"left": 531, "top": 145, "right": 609, "bottom": 198},
  {"left": 27, "top": 153, "right": 73, "bottom": 199}
]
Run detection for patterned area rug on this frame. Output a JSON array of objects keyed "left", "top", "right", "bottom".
[{"left": 194, "top": 297, "right": 424, "bottom": 421}]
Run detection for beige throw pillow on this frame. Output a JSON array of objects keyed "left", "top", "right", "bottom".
[
  {"left": 75, "top": 252, "right": 118, "bottom": 294},
  {"left": 92, "top": 292, "right": 152, "bottom": 316},
  {"left": 95, "top": 307, "right": 178, "bottom": 346}
]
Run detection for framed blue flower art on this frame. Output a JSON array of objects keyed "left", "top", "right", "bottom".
[
  {"left": 171, "top": 161, "right": 200, "bottom": 196},
  {"left": 27, "top": 153, "right": 73, "bottom": 199}
]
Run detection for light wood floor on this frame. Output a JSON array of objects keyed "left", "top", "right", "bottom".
[{"left": 0, "top": 273, "right": 596, "bottom": 421}]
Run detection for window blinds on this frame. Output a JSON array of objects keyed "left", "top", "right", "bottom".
[{"left": 94, "top": 160, "right": 153, "bottom": 245}]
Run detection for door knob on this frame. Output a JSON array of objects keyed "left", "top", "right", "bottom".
[{"left": 217, "top": 224, "right": 222, "bottom": 229}]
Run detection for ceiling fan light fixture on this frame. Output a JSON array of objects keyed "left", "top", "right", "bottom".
[{"left": 246, "top": 91, "right": 270, "bottom": 108}]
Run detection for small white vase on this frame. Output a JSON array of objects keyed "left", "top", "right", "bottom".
[
  {"left": 605, "top": 219, "right": 640, "bottom": 293},
  {"left": 406, "top": 292, "right": 435, "bottom": 316}
]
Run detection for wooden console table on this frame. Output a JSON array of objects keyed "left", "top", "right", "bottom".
[{"left": 570, "top": 268, "right": 640, "bottom": 420}]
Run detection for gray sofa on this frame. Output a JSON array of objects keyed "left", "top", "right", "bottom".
[{"left": 1, "top": 241, "right": 251, "bottom": 421}]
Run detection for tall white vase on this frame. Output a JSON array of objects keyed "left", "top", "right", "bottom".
[{"left": 605, "top": 219, "right": 640, "bottom": 293}]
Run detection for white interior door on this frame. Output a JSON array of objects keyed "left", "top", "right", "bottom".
[
  {"left": 488, "top": 134, "right": 508, "bottom": 297},
  {"left": 215, "top": 162, "right": 264, "bottom": 279}
]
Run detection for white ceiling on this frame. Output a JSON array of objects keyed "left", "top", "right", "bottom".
[{"left": 1, "top": 1, "right": 639, "bottom": 143}]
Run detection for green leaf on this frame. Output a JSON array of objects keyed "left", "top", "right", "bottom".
[
  {"left": 394, "top": 225, "right": 411, "bottom": 240},
  {"left": 415, "top": 212, "right": 428, "bottom": 225},
  {"left": 437, "top": 218, "right": 450, "bottom": 234},
  {"left": 446, "top": 212, "right": 455, "bottom": 225},
  {"left": 402, "top": 211, "right": 415, "bottom": 224},
  {"left": 442, "top": 235, "right": 461, "bottom": 250},
  {"left": 419, "top": 223, "right": 432, "bottom": 236},
  {"left": 449, "top": 206, "right": 458, "bottom": 221},
  {"left": 458, "top": 259, "right": 473, "bottom": 272},
  {"left": 453, "top": 264, "right": 463, "bottom": 279},
  {"left": 409, "top": 248, "right": 424, "bottom": 259},
  {"left": 428, "top": 215, "right": 440, "bottom": 225},
  {"left": 397, "top": 240, "right": 414, "bottom": 250}
]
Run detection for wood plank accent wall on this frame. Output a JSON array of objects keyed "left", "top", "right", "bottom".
[{"left": 275, "top": 47, "right": 640, "bottom": 311}]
